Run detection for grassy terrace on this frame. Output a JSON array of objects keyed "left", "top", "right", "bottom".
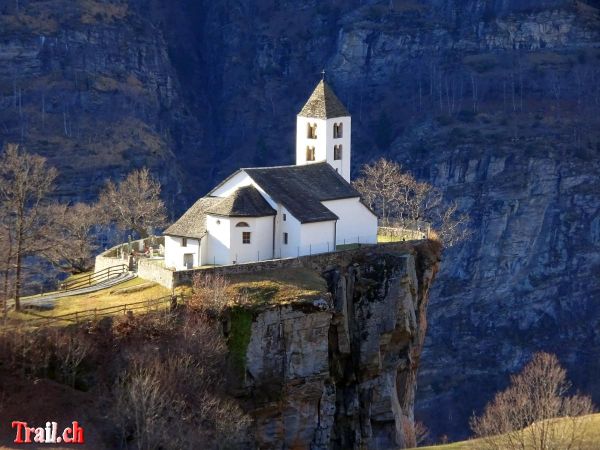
[
  {"left": 417, "top": 413, "right": 600, "bottom": 449},
  {"left": 8, "top": 276, "right": 170, "bottom": 324},
  {"left": 225, "top": 267, "right": 327, "bottom": 307}
]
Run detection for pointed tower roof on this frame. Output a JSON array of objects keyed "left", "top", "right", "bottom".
[{"left": 298, "top": 80, "right": 349, "bottom": 119}]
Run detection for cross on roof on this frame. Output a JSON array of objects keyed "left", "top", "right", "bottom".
[{"left": 321, "top": 69, "right": 326, "bottom": 80}]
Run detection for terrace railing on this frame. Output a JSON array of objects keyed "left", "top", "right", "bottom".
[{"left": 59, "top": 264, "right": 128, "bottom": 292}]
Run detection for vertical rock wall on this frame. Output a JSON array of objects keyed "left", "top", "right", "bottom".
[{"left": 237, "top": 242, "right": 440, "bottom": 449}]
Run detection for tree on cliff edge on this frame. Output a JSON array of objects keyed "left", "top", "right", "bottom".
[
  {"left": 99, "top": 168, "right": 167, "bottom": 239},
  {"left": 353, "top": 158, "right": 471, "bottom": 246}
]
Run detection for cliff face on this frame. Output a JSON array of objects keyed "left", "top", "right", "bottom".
[{"left": 233, "top": 242, "right": 440, "bottom": 449}]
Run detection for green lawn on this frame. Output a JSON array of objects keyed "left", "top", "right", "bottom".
[{"left": 417, "top": 413, "right": 600, "bottom": 449}]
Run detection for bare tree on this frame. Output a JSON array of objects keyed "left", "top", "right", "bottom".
[
  {"left": 353, "top": 158, "right": 471, "bottom": 246},
  {"left": 471, "top": 352, "right": 595, "bottom": 450},
  {"left": 0, "top": 222, "right": 15, "bottom": 320},
  {"left": 43, "top": 202, "right": 100, "bottom": 274},
  {"left": 190, "top": 273, "right": 232, "bottom": 316},
  {"left": 352, "top": 158, "right": 403, "bottom": 224},
  {"left": 99, "top": 168, "right": 167, "bottom": 238},
  {"left": 0, "top": 144, "right": 57, "bottom": 311}
]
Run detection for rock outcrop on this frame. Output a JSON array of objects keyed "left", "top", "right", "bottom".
[{"left": 231, "top": 241, "right": 440, "bottom": 449}]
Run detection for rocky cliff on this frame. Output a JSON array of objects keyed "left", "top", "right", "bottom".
[{"left": 229, "top": 241, "right": 441, "bottom": 449}]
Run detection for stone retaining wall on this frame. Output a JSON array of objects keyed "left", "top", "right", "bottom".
[
  {"left": 137, "top": 259, "right": 175, "bottom": 290},
  {"left": 96, "top": 238, "right": 430, "bottom": 290},
  {"left": 172, "top": 241, "right": 422, "bottom": 288}
]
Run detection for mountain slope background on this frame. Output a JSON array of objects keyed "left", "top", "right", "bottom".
[{"left": 1, "top": 0, "right": 599, "bottom": 442}]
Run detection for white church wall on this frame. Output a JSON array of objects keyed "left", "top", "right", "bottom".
[
  {"left": 200, "top": 235, "right": 209, "bottom": 266},
  {"left": 164, "top": 235, "right": 200, "bottom": 270},
  {"left": 229, "top": 216, "right": 274, "bottom": 264},
  {"left": 276, "top": 206, "right": 302, "bottom": 258},
  {"left": 210, "top": 171, "right": 278, "bottom": 210},
  {"left": 299, "top": 221, "right": 336, "bottom": 255},
  {"left": 206, "top": 215, "right": 231, "bottom": 265},
  {"left": 325, "top": 117, "right": 351, "bottom": 182},
  {"left": 210, "top": 171, "right": 253, "bottom": 197},
  {"left": 322, "top": 198, "right": 378, "bottom": 245},
  {"left": 296, "top": 117, "right": 327, "bottom": 165}
]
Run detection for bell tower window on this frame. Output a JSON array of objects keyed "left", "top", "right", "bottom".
[
  {"left": 307, "top": 123, "right": 317, "bottom": 139},
  {"left": 334, "top": 145, "right": 342, "bottom": 160},
  {"left": 306, "top": 146, "right": 315, "bottom": 161},
  {"left": 333, "top": 122, "right": 343, "bottom": 138}
]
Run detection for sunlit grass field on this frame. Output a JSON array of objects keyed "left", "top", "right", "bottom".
[{"left": 416, "top": 413, "right": 600, "bottom": 450}]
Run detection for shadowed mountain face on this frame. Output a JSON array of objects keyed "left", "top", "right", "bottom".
[{"left": 1, "top": 0, "right": 599, "bottom": 441}]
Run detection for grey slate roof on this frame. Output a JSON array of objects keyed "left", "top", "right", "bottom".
[
  {"left": 164, "top": 186, "right": 276, "bottom": 239},
  {"left": 210, "top": 162, "right": 361, "bottom": 224},
  {"left": 164, "top": 196, "right": 221, "bottom": 239},
  {"left": 298, "top": 80, "right": 350, "bottom": 119},
  {"left": 207, "top": 185, "right": 276, "bottom": 217}
]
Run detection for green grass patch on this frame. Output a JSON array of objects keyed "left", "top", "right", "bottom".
[{"left": 227, "top": 308, "right": 253, "bottom": 377}]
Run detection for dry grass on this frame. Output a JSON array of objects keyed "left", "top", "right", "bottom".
[
  {"left": 225, "top": 267, "right": 327, "bottom": 306},
  {"left": 12, "top": 278, "right": 170, "bottom": 323},
  {"left": 417, "top": 414, "right": 600, "bottom": 449}
]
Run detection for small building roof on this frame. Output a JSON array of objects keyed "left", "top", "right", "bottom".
[
  {"left": 210, "top": 162, "right": 361, "bottom": 224},
  {"left": 206, "top": 185, "right": 276, "bottom": 217},
  {"left": 163, "top": 196, "right": 221, "bottom": 239},
  {"left": 298, "top": 80, "right": 350, "bottom": 119},
  {"left": 164, "top": 187, "right": 276, "bottom": 239}
]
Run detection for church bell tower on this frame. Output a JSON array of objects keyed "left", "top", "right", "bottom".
[{"left": 296, "top": 79, "right": 352, "bottom": 182}]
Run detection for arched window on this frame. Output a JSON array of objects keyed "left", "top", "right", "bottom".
[
  {"left": 235, "top": 221, "right": 250, "bottom": 227},
  {"left": 306, "top": 146, "right": 316, "bottom": 161},
  {"left": 307, "top": 123, "right": 317, "bottom": 139},
  {"left": 334, "top": 145, "right": 342, "bottom": 160},
  {"left": 333, "top": 122, "right": 343, "bottom": 138}
]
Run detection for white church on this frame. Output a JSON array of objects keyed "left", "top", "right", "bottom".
[{"left": 164, "top": 80, "right": 378, "bottom": 270}]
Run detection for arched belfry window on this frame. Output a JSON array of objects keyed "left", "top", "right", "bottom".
[
  {"left": 334, "top": 145, "right": 342, "bottom": 160},
  {"left": 235, "top": 221, "right": 250, "bottom": 227},
  {"left": 306, "top": 146, "right": 316, "bottom": 161},
  {"left": 307, "top": 123, "right": 317, "bottom": 139},
  {"left": 333, "top": 122, "right": 343, "bottom": 138}
]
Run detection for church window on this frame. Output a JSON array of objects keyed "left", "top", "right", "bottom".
[
  {"left": 333, "top": 123, "right": 343, "bottom": 138},
  {"left": 181, "top": 237, "right": 187, "bottom": 247},
  {"left": 242, "top": 232, "right": 251, "bottom": 244},
  {"left": 307, "top": 123, "right": 317, "bottom": 139},
  {"left": 283, "top": 232, "right": 288, "bottom": 245},
  {"left": 236, "top": 221, "right": 250, "bottom": 227},
  {"left": 306, "top": 146, "right": 315, "bottom": 161},
  {"left": 283, "top": 214, "right": 287, "bottom": 221},
  {"left": 334, "top": 145, "right": 342, "bottom": 160}
]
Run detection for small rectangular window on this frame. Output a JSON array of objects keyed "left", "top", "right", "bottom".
[
  {"left": 334, "top": 145, "right": 342, "bottom": 160},
  {"left": 283, "top": 213, "right": 287, "bottom": 221},
  {"left": 306, "top": 146, "right": 315, "bottom": 161},
  {"left": 307, "top": 123, "right": 317, "bottom": 139},
  {"left": 242, "top": 232, "right": 251, "bottom": 244},
  {"left": 283, "top": 232, "right": 288, "bottom": 245},
  {"left": 181, "top": 237, "right": 187, "bottom": 247}
]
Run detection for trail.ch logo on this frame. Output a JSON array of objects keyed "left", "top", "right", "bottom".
[{"left": 11, "top": 421, "right": 84, "bottom": 444}]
